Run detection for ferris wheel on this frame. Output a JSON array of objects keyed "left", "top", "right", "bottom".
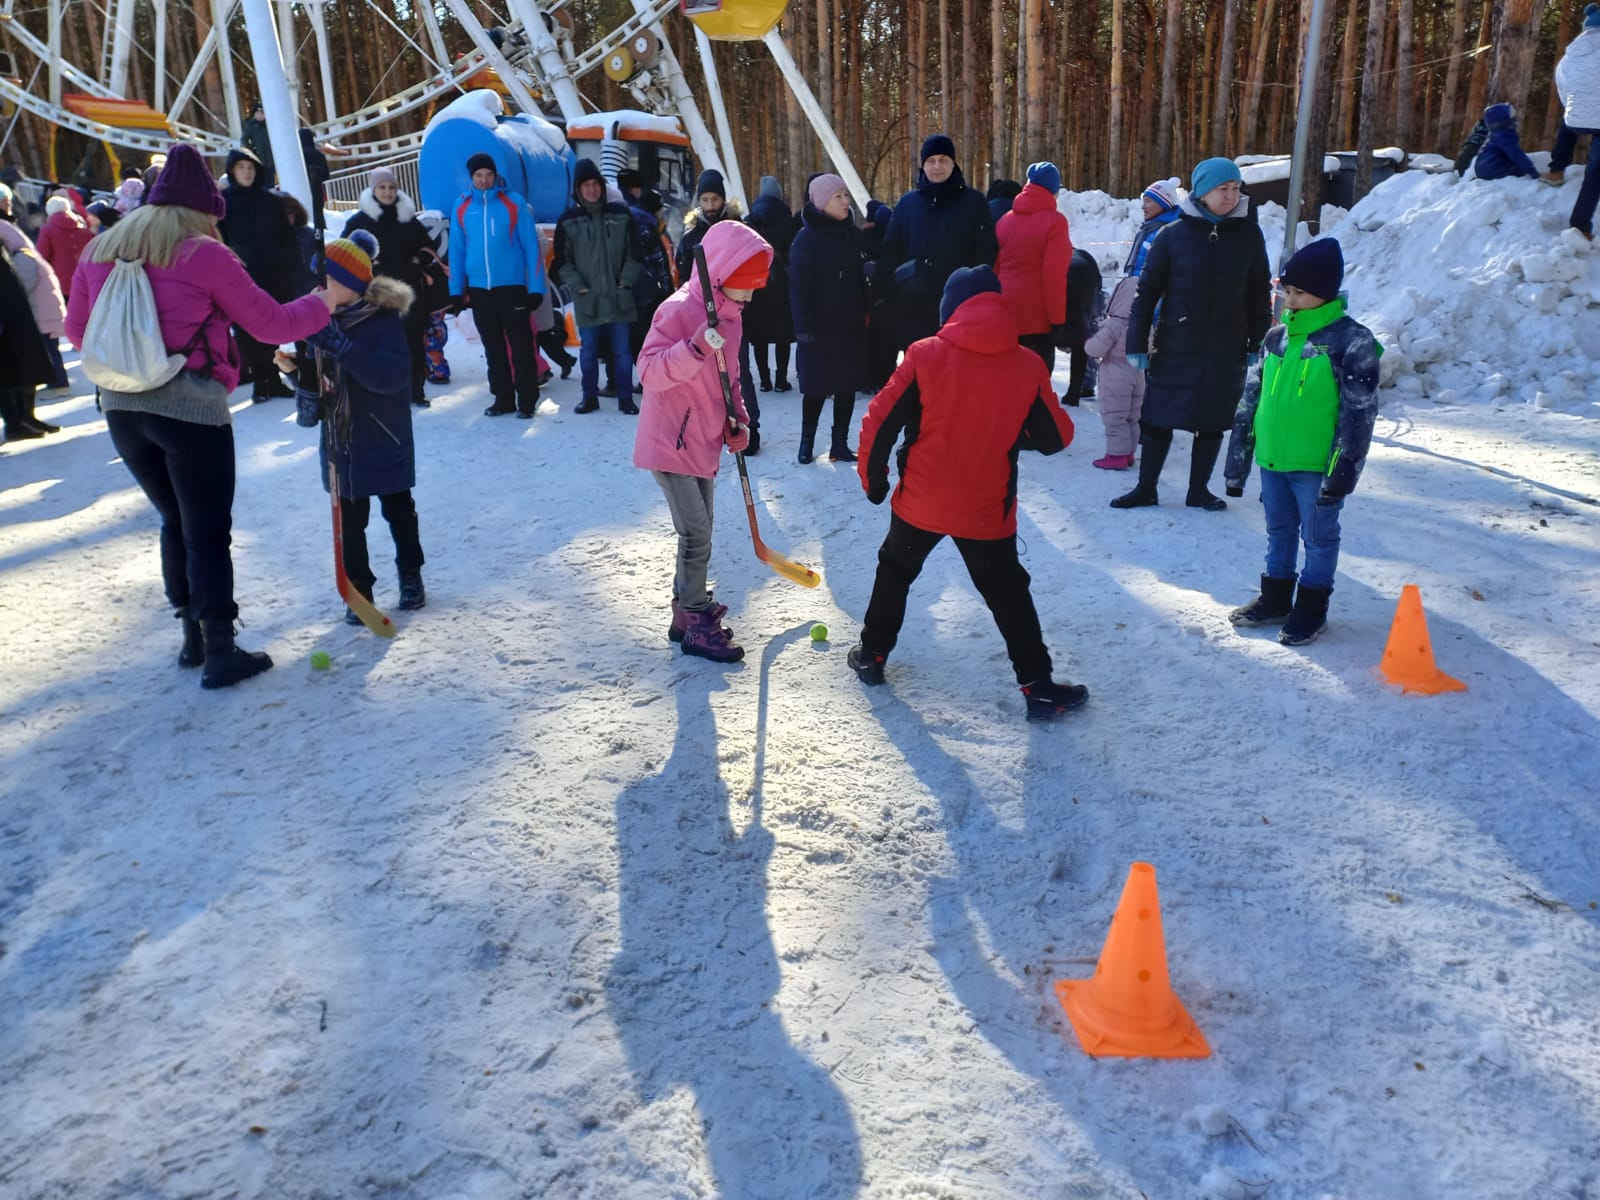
[{"left": 0, "top": 0, "right": 867, "bottom": 215}]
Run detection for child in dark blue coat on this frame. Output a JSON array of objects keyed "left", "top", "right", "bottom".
[
  {"left": 1472, "top": 103, "right": 1541, "bottom": 180},
  {"left": 279, "top": 231, "right": 428, "bottom": 618}
]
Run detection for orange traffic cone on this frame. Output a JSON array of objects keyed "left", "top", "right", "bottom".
[
  {"left": 1055, "top": 862, "right": 1210, "bottom": 1059},
  {"left": 1379, "top": 584, "right": 1466, "bottom": 696}
]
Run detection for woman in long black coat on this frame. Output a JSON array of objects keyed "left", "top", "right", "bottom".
[
  {"left": 1115, "top": 157, "right": 1271, "bottom": 511},
  {"left": 343, "top": 168, "right": 440, "bottom": 407},
  {"left": 0, "top": 245, "right": 57, "bottom": 440},
  {"left": 743, "top": 176, "right": 797, "bottom": 391},
  {"left": 789, "top": 174, "right": 869, "bottom": 464},
  {"left": 219, "top": 148, "right": 297, "bottom": 401}
]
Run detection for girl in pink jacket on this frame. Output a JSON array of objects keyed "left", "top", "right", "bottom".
[
  {"left": 633, "top": 220, "right": 772, "bottom": 662},
  {"left": 1084, "top": 273, "right": 1146, "bottom": 470}
]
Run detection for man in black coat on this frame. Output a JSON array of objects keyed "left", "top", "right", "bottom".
[
  {"left": 876, "top": 134, "right": 999, "bottom": 350},
  {"left": 218, "top": 148, "right": 297, "bottom": 400},
  {"left": 1058, "top": 248, "right": 1104, "bottom": 407}
]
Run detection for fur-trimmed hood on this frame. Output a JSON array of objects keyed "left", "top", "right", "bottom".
[
  {"left": 364, "top": 275, "right": 415, "bottom": 312},
  {"left": 358, "top": 186, "right": 417, "bottom": 224},
  {"left": 683, "top": 200, "right": 743, "bottom": 232}
]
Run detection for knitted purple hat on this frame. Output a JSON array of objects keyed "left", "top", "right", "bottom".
[{"left": 147, "top": 143, "right": 226, "bottom": 220}]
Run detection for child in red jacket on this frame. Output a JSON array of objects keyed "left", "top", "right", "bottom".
[{"left": 851, "top": 265, "right": 1088, "bottom": 720}]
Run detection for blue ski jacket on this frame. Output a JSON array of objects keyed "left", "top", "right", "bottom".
[{"left": 448, "top": 186, "right": 546, "bottom": 297}]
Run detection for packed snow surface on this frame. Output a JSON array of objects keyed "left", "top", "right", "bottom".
[{"left": 2, "top": 168, "right": 1598, "bottom": 1199}]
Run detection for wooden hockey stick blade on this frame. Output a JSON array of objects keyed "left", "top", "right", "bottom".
[
  {"left": 756, "top": 540, "right": 823, "bottom": 588},
  {"left": 330, "top": 462, "right": 397, "bottom": 638}
]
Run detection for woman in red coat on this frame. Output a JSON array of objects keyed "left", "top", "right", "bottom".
[{"left": 994, "top": 161, "right": 1071, "bottom": 371}]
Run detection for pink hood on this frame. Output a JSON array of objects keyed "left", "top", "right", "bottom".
[
  {"left": 0, "top": 221, "right": 66, "bottom": 335},
  {"left": 633, "top": 221, "right": 773, "bottom": 479}
]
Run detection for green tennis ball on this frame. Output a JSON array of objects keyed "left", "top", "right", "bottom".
[
  {"left": 810, "top": 622, "right": 828, "bottom": 642},
  {"left": 310, "top": 650, "right": 331, "bottom": 670}
]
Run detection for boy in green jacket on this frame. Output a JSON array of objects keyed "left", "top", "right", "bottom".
[{"left": 1223, "top": 238, "right": 1381, "bottom": 645}]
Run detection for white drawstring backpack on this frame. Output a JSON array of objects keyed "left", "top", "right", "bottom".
[{"left": 79, "top": 258, "right": 190, "bottom": 392}]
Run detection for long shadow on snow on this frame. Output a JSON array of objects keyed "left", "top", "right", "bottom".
[{"left": 606, "top": 656, "right": 863, "bottom": 1199}]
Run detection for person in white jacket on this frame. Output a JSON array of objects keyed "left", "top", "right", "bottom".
[{"left": 1548, "top": 5, "right": 1600, "bottom": 237}]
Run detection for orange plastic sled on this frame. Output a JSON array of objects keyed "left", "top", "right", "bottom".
[
  {"left": 1379, "top": 584, "right": 1466, "bottom": 696},
  {"left": 1055, "top": 862, "right": 1210, "bottom": 1059}
]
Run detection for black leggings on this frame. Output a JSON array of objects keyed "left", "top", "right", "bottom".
[
  {"left": 339, "top": 491, "right": 424, "bottom": 594},
  {"left": 106, "top": 410, "right": 238, "bottom": 620}
]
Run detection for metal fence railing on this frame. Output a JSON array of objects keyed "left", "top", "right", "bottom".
[{"left": 323, "top": 155, "right": 422, "bottom": 213}]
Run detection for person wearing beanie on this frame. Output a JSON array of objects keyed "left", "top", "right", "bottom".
[
  {"left": 217, "top": 147, "right": 299, "bottom": 401},
  {"left": 63, "top": 142, "right": 336, "bottom": 689},
  {"left": 1223, "top": 237, "right": 1381, "bottom": 645},
  {"left": 985, "top": 178, "right": 1023, "bottom": 222},
  {"left": 876, "top": 132, "right": 998, "bottom": 348},
  {"left": 239, "top": 100, "right": 276, "bottom": 185},
  {"left": 850, "top": 263, "right": 1085, "bottom": 720},
  {"left": 633, "top": 220, "right": 772, "bottom": 663},
  {"left": 85, "top": 199, "right": 121, "bottom": 233},
  {"left": 674, "top": 167, "right": 739, "bottom": 286},
  {"left": 1471, "top": 103, "right": 1541, "bottom": 180},
  {"left": 1115, "top": 154, "right": 1270, "bottom": 512},
  {"left": 343, "top": 162, "right": 441, "bottom": 407},
  {"left": 277, "top": 232, "right": 429, "bottom": 620},
  {"left": 742, "top": 173, "right": 797, "bottom": 394},
  {"left": 1125, "top": 177, "right": 1183, "bottom": 276},
  {"left": 995, "top": 161, "right": 1071, "bottom": 369},
  {"left": 1548, "top": 11, "right": 1600, "bottom": 231},
  {"left": 552, "top": 156, "right": 645, "bottom": 413},
  {"left": 789, "top": 172, "right": 867, "bottom": 463},
  {"left": 616, "top": 168, "right": 645, "bottom": 201},
  {"left": 449, "top": 148, "right": 548, "bottom": 417},
  {"left": 858, "top": 196, "right": 900, "bottom": 391}
]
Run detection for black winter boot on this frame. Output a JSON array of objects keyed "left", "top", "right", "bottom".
[
  {"left": 176, "top": 606, "right": 205, "bottom": 668},
  {"left": 1, "top": 392, "right": 44, "bottom": 441},
  {"left": 1110, "top": 433, "right": 1169, "bottom": 508},
  {"left": 200, "top": 620, "right": 273, "bottom": 689},
  {"left": 1186, "top": 434, "right": 1227, "bottom": 510},
  {"left": 1228, "top": 575, "right": 1296, "bottom": 626},
  {"left": 830, "top": 396, "right": 858, "bottom": 462},
  {"left": 1278, "top": 583, "right": 1332, "bottom": 646},
  {"left": 1021, "top": 678, "right": 1090, "bottom": 720},
  {"left": 397, "top": 569, "right": 426, "bottom": 611},
  {"left": 847, "top": 643, "right": 886, "bottom": 686},
  {"left": 799, "top": 395, "right": 825, "bottom": 464}
]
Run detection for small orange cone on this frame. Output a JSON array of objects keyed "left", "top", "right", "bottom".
[
  {"left": 1379, "top": 584, "right": 1467, "bottom": 696},
  {"left": 1055, "top": 862, "right": 1210, "bottom": 1059}
]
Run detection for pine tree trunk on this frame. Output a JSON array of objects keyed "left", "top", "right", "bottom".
[
  {"left": 939, "top": 0, "right": 951, "bottom": 133},
  {"left": 1334, "top": 0, "right": 1361, "bottom": 147},
  {"left": 816, "top": 0, "right": 832, "bottom": 151},
  {"left": 991, "top": 0, "right": 1006, "bottom": 178},
  {"left": 1489, "top": 0, "right": 1540, "bottom": 118},
  {"left": 1355, "top": 0, "right": 1383, "bottom": 200},
  {"left": 1211, "top": 0, "right": 1241, "bottom": 155},
  {"left": 1025, "top": 0, "right": 1045, "bottom": 154},
  {"left": 961, "top": 0, "right": 978, "bottom": 179},
  {"left": 1395, "top": 0, "right": 1415, "bottom": 149},
  {"left": 1109, "top": 0, "right": 1126, "bottom": 193},
  {"left": 1243, "top": 0, "right": 1279, "bottom": 148},
  {"left": 1464, "top": 0, "right": 1494, "bottom": 127},
  {"left": 1299, "top": 0, "right": 1336, "bottom": 230},
  {"left": 1156, "top": 0, "right": 1182, "bottom": 170}
]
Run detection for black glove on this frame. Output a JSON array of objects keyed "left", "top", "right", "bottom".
[
  {"left": 1323, "top": 458, "right": 1357, "bottom": 500},
  {"left": 1225, "top": 482, "right": 1244, "bottom": 498},
  {"left": 1316, "top": 491, "right": 1344, "bottom": 507},
  {"left": 866, "top": 477, "right": 889, "bottom": 505},
  {"left": 307, "top": 323, "right": 352, "bottom": 360},
  {"left": 448, "top": 295, "right": 467, "bottom": 315},
  {"left": 294, "top": 385, "right": 322, "bottom": 429}
]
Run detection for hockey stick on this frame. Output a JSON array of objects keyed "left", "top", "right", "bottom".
[
  {"left": 693, "top": 243, "right": 821, "bottom": 589},
  {"left": 314, "top": 225, "right": 396, "bottom": 637}
]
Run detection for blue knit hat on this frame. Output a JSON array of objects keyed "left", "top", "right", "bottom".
[
  {"left": 1026, "top": 161, "right": 1061, "bottom": 195},
  {"left": 1190, "top": 156, "right": 1243, "bottom": 201},
  {"left": 920, "top": 133, "right": 957, "bottom": 164},
  {"left": 939, "top": 264, "right": 1002, "bottom": 325},
  {"left": 1587, "top": 3, "right": 1600, "bottom": 28},
  {"left": 1279, "top": 238, "right": 1344, "bottom": 302}
]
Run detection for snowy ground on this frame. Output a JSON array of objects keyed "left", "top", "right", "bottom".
[{"left": 3, "top": 172, "right": 1599, "bottom": 1200}]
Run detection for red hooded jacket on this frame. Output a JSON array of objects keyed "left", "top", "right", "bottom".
[
  {"left": 858, "top": 290, "right": 1074, "bottom": 540},
  {"left": 994, "top": 182, "right": 1071, "bottom": 335}
]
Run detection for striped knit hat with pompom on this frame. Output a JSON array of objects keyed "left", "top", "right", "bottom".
[{"left": 324, "top": 233, "right": 374, "bottom": 293}]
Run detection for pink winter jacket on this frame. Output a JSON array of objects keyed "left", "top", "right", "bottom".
[
  {"left": 633, "top": 221, "right": 772, "bottom": 479},
  {"left": 0, "top": 220, "right": 66, "bottom": 336},
  {"left": 1085, "top": 274, "right": 1145, "bottom": 412},
  {"left": 66, "top": 235, "right": 330, "bottom": 394}
]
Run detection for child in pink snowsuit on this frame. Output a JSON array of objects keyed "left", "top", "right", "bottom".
[
  {"left": 633, "top": 220, "right": 773, "bottom": 663},
  {"left": 1084, "top": 273, "right": 1145, "bottom": 469}
]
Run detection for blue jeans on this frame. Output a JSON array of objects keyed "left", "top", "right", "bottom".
[
  {"left": 1260, "top": 468, "right": 1344, "bottom": 589},
  {"left": 1565, "top": 126, "right": 1600, "bottom": 235},
  {"left": 579, "top": 321, "right": 634, "bottom": 401}
]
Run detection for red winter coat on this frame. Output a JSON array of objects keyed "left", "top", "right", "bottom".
[
  {"left": 858, "top": 291, "right": 1074, "bottom": 540},
  {"left": 994, "top": 182, "right": 1071, "bottom": 335},
  {"left": 36, "top": 210, "right": 93, "bottom": 300}
]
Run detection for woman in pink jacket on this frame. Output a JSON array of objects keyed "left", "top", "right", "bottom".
[
  {"left": 633, "top": 220, "right": 772, "bottom": 663},
  {"left": 66, "top": 144, "right": 335, "bottom": 690}
]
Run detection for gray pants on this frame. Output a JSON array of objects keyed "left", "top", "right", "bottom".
[{"left": 652, "top": 471, "right": 716, "bottom": 611}]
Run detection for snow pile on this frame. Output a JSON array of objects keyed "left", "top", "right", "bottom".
[
  {"left": 1329, "top": 169, "right": 1600, "bottom": 414},
  {"left": 1060, "top": 188, "right": 1147, "bottom": 274},
  {"left": 578, "top": 108, "right": 687, "bottom": 138},
  {"left": 422, "top": 88, "right": 503, "bottom": 136}
]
